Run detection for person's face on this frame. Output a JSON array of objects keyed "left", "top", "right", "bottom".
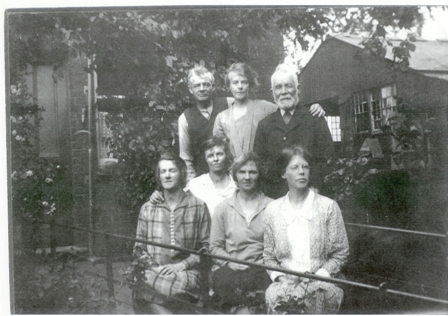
[
  {"left": 271, "top": 72, "right": 300, "bottom": 111},
  {"left": 189, "top": 75, "right": 214, "bottom": 103},
  {"left": 282, "top": 154, "right": 310, "bottom": 191},
  {"left": 205, "top": 145, "right": 227, "bottom": 173},
  {"left": 236, "top": 160, "right": 259, "bottom": 192},
  {"left": 228, "top": 72, "right": 249, "bottom": 102},
  {"left": 158, "top": 160, "right": 182, "bottom": 191}
]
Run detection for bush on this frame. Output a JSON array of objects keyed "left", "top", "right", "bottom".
[
  {"left": 13, "top": 252, "right": 115, "bottom": 314},
  {"left": 10, "top": 74, "right": 72, "bottom": 252}
]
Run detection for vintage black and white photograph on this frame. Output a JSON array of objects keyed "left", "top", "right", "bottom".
[{"left": 5, "top": 4, "right": 448, "bottom": 314}]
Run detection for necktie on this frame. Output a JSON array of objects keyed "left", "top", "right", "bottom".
[
  {"left": 283, "top": 111, "right": 292, "bottom": 125},
  {"left": 201, "top": 110, "right": 211, "bottom": 120}
]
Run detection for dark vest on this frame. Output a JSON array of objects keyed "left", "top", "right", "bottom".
[{"left": 184, "top": 97, "right": 228, "bottom": 176}]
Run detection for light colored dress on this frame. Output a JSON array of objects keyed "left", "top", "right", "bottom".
[
  {"left": 213, "top": 99, "right": 277, "bottom": 158},
  {"left": 263, "top": 191, "right": 349, "bottom": 314},
  {"left": 186, "top": 173, "right": 237, "bottom": 217}
]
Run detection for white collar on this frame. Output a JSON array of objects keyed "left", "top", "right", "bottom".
[
  {"left": 280, "top": 108, "right": 296, "bottom": 116},
  {"left": 199, "top": 103, "right": 213, "bottom": 114},
  {"left": 284, "top": 189, "right": 315, "bottom": 220}
]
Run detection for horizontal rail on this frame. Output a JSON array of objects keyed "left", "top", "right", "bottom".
[
  {"left": 345, "top": 222, "right": 447, "bottom": 238},
  {"left": 52, "top": 222, "right": 448, "bottom": 306}
]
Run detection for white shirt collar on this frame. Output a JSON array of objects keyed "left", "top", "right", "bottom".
[
  {"left": 280, "top": 108, "right": 295, "bottom": 117},
  {"left": 284, "top": 189, "right": 315, "bottom": 221}
]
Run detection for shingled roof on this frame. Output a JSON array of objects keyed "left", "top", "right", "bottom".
[{"left": 332, "top": 34, "right": 448, "bottom": 81}]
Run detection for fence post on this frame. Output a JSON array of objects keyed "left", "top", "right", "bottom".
[
  {"left": 379, "top": 282, "right": 389, "bottom": 306},
  {"left": 104, "top": 234, "right": 115, "bottom": 300},
  {"left": 50, "top": 217, "right": 56, "bottom": 256}
]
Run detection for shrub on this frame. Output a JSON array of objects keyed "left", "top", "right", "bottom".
[{"left": 13, "top": 252, "right": 115, "bottom": 314}]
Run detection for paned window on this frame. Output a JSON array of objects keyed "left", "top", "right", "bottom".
[
  {"left": 353, "top": 85, "right": 397, "bottom": 133},
  {"left": 325, "top": 116, "right": 341, "bottom": 142}
]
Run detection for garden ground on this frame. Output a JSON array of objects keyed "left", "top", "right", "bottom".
[
  {"left": 76, "top": 259, "right": 134, "bottom": 314},
  {"left": 73, "top": 247, "right": 448, "bottom": 314}
]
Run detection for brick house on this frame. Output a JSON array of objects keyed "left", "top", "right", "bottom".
[{"left": 298, "top": 35, "right": 448, "bottom": 171}]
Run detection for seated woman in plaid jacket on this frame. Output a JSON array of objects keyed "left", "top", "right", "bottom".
[{"left": 132, "top": 152, "right": 211, "bottom": 314}]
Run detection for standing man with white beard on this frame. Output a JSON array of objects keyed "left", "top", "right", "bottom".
[{"left": 254, "top": 63, "right": 334, "bottom": 199}]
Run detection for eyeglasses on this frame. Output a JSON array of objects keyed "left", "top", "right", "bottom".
[{"left": 289, "top": 164, "right": 310, "bottom": 172}]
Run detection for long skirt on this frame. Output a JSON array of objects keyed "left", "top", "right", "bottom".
[{"left": 265, "top": 278, "right": 343, "bottom": 314}]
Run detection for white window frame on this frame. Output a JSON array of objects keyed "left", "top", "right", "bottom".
[
  {"left": 354, "top": 84, "right": 397, "bottom": 134},
  {"left": 325, "top": 116, "right": 341, "bottom": 142}
]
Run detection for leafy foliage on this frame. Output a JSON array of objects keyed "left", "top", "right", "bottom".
[
  {"left": 381, "top": 100, "right": 435, "bottom": 171},
  {"left": 322, "top": 156, "right": 378, "bottom": 203},
  {"left": 13, "top": 251, "right": 115, "bottom": 314},
  {"left": 9, "top": 62, "right": 72, "bottom": 253},
  {"left": 103, "top": 98, "right": 179, "bottom": 209},
  {"left": 8, "top": 7, "right": 429, "bottom": 213}
]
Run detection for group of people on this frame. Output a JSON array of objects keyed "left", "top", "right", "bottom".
[{"left": 131, "top": 62, "right": 349, "bottom": 314}]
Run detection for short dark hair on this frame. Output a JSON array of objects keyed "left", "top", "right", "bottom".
[
  {"left": 200, "top": 136, "right": 233, "bottom": 170},
  {"left": 155, "top": 151, "right": 187, "bottom": 189},
  {"left": 231, "top": 151, "right": 261, "bottom": 181},
  {"left": 276, "top": 145, "right": 313, "bottom": 176},
  {"left": 225, "top": 62, "right": 260, "bottom": 88}
]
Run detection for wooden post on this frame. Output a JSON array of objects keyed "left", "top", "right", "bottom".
[{"left": 104, "top": 234, "right": 115, "bottom": 301}]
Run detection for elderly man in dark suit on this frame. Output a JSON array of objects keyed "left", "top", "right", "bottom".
[{"left": 253, "top": 63, "right": 334, "bottom": 198}]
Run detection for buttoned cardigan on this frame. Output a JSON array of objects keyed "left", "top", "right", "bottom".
[{"left": 263, "top": 192, "right": 349, "bottom": 278}]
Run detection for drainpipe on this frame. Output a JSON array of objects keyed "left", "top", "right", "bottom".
[{"left": 87, "top": 57, "right": 95, "bottom": 256}]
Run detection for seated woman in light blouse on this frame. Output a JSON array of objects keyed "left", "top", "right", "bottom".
[
  {"left": 149, "top": 137, "right": 237, "bottom": 218},
  {"left": 210, "top": 152, "right": 272, "bottom": 313},
  {"left": 263, "top": 146, "right": 349, "bottom": 314}
]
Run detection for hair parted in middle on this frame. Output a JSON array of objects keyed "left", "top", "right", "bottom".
[
  {"left": 200, "top": 136, "right": 233, "bottom": 170},
  {"left": 155, "top": 151, "right": 188, "bottom": 189},
  {"left": 276, "top": 145, "right": 313, "bottom": 176},
  {"left": 231, "top": 151, "right": 262, "bottom": 181},
  {"left": 225, "top": 62, "right": 260, "bottom": 88}
]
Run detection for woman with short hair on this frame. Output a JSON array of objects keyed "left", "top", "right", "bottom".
[
  {"left": 132, "top": 152, "right": 211, "bottom": 314},
  {"left": 213, "top": 62, "right": 324, "bottom": 160},
  {"left": 210, "top": 152, "right": 272, "bottom": 313},
  {"left": 263, "top": 146, "right": 349, "bottom": 314}
]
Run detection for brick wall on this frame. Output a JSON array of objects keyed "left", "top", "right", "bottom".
[{"left": 67, "top": 56, "right": 135, "bottom": 255}]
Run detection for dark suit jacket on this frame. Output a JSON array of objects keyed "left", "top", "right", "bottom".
[{"left": 253, "top": 105, "right": 334, "bottom": 198}]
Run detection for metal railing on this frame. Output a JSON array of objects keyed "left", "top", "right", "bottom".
[
  {"left": 50, "top": 222, "right": 448, "bottom": 310},
  {"left": 345, "top": 222, "right": 447, "bottom": 239}
]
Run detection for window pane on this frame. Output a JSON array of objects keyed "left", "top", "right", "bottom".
[
  {"left": 354, "top": 92, "right": 369, "bottom": 133},
  {"left": 98, "top": 111, "right": 114, "bottom": 159},
  {"left": 325, "top": 116, "right": 341, "bottom": 142}
]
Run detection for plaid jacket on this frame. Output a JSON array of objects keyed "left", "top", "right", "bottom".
[
  {"left": 133, "top": 192, "right": 211, "bottom": 298},
  {"left": 134, "top": 191, "right": 211, "bottom": 268}
]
